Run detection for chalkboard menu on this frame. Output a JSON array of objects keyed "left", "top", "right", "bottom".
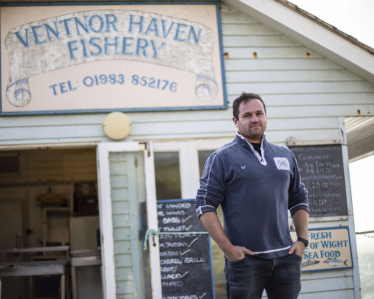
[
  {"left": 157, "top": 199, "right": 214, "bottom": 299},
  {"left": 289, "top": 145, "right": 348, "bottom": 217}
]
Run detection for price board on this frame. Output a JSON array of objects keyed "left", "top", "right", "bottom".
[
  {"left": 157, "top": 199, "right": 214, "bottom": 299},
  {"left": 289, "top": 145, "right": 348, "bottom": 218}
]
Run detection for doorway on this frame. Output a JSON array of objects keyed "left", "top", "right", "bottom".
[{"left": 0, "top": 147, "right": 101, "bottom": 299}]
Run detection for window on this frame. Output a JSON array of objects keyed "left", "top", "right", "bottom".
[
  {"left": 154, "top": 152, "right": 181, "bottom": 200},
  {"left": 198, "top": 150, "right": 215, "bottom": 178}
]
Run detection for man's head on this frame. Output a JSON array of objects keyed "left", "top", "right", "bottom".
[
  {"left": 232, "top": 92, "right": 267, "bottom": 143},
  {"left": 232, "top": 93, "right": 266, "bottom": 120}
]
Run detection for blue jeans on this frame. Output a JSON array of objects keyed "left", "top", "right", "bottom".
[{"left": 224, "top": 253, "right": 302, "bottom": 299}]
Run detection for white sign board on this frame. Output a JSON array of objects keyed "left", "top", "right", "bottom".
[
  {"left": 291, "top": 227, "right": 353, "bottom": 273},
  {"left": 0, "top": 4, "right": 226, "bottom": 115}
]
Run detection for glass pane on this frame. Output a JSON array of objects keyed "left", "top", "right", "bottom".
[
  {"left": 198, "top": 149, "right": 226, "bottom": 299},
  {"left": 154, "top": 152, "right": 181, "bottom": 200},
  {"left": 198, "top": 150, "right": 215, "bottom": 177}
]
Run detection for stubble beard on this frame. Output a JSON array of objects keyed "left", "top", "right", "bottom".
[
  {"left": 240, "top": 125, "right": 263, "bottom": 142},
  {"left": 250, "top": 124, "right": 263, "bottom": 137}
]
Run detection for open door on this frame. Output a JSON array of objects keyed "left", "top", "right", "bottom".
[{"left": 96, "top": 142, "right": 161, "bottom": 299}]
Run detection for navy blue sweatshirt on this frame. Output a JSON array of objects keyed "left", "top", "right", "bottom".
[{"left": 195, "top": 134, "right": 309, "bottom": 259}]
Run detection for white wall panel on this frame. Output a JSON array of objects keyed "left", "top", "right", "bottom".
[
  {"left": 301, "top": 277, "right": 354, "bottom": 293},
  {"left": 223, "top": 47, "right": 322, "bottom": 59},
  {"left": 221, "top": 12, "right": 259, "bottom": 24},
  {"left": 219, "top": 4, "right": 239, "bottom": 13},
  {"left": 225, "top": 58, "right": 343, "bottom": 71},
  {"left": 222, "top": 23, "right": 281, "bottom": 35},
  {"left": 0, "top": 117, "right": 341, "bottom": 143},
  {"left": 229, "top": 93, "right": 374, "bottom": 106},
  {"left": 226, "top": 70, "right": 360, "bottom": 82},
  {"left": 223, "top": 35, "right": 300, "bottom": 46},
  {"left": 298, "top": 290, "right": 355, "bottom": 299},
  {"left": 226, "top": 81, "right": 374, "bottom": 95},
  {"left": 301, "top": 269, "right": 352, "bottom": 280}
]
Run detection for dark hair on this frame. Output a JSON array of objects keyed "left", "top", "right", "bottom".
[{"left": 232, "top": 92, "right": 266, "bottom": 120}]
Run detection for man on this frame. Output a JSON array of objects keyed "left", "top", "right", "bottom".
[{"left": 195, "top": 93, "right": 309, "bottom": 299}]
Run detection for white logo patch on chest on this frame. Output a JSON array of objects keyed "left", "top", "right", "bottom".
[{"left": 273, "top": 157, "right": 290, "bottom": 171}]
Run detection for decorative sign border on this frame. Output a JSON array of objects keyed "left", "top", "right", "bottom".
[
  {"left": 0, "top": 1, "right": 227, "bottom": 116},
  {"left": 291, "top": 226, "right": 353, "bottom": 273}
]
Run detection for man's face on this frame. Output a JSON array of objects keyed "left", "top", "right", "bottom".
[{"left": 233, "top": 99, "right": 267, "bottom": 143}]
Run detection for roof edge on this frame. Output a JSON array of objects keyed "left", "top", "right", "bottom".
[
  {"left": 223, "top": 0, "right": 374, "bottom": 85},
  {"left": 274, "top": 0, "right": 374, "bottom": 56}
]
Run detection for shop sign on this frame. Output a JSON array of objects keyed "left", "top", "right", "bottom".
[
  {"left": 291, "top": 227, "right": 353, "bottom": 272},
  {"left": 0, "top": 3, "right": 226, "bottom": 115}
]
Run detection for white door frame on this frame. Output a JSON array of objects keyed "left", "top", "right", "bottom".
[
  {"left": 97, "top": 138, "right": 231, "bottom": 299},
  {"left": 96, "top": 142, "right": 161, "bottom": 299},
  {"left": 153, "top": 138, "right": 232, "bottom": 199}
]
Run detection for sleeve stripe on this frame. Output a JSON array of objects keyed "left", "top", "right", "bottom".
[
  {"left": 196, "top": 205, "right": 217, "bottom": 214},
  {"left": 202, "top": 142, "right": 237, "bottom": 206},
  {"left": 197, "top": 206, "right": 202, "bottom": 215},
  {"left": 290, "top": 203, "right": 309, "bottom": 211}
]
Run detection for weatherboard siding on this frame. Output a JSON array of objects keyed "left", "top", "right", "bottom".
[{"left": 1, "top": 103, "right": 373, "bottom": 145}]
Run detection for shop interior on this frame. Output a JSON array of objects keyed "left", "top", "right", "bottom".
[{"left": 0, "top": 147, "right": 102, "bottom": 299}]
